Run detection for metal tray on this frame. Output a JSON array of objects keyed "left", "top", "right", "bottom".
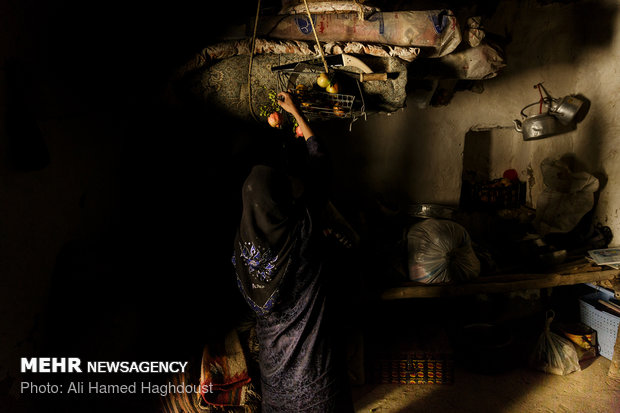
[{"left": 408, "top": 203, "right": 456, "bottom": 220}]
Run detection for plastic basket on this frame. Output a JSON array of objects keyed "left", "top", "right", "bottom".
[
  {"left": 372, "top": 356, "right": 454, "bottom": 384},
  {"left": 460, "top": 179, "right": 526, "bottom": 210},
  {"left": 369, "top": 329, "right": 454, "bottom": 385},
  {"left": 579, "top": 289, "right": 620, "bottom": 360}
]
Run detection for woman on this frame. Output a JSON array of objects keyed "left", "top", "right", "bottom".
[{"left": 232, "top": 92, "right": 352, "bottom": 412}]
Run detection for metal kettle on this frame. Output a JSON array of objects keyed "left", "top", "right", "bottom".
[
  {"left": 549, "top": 95, "right": 590, "bottom": 125},
  {"left": 536, "top": 83, "right": 590, "bottom": 125},
  {"left": 513, "top": 101, "right": 575, "bottom": 141},
  {"left": 514, "top": 84, "right": 587, "bottom": 141}
]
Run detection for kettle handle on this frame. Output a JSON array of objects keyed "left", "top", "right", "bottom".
[
  {"left": 520, "top": 100, "right": 553, "bottom": 117},
  {"left": 513, "top": 119, "right": 523, "bottom": 132},
  {"left": 536, "top": 83, "right": 555, "bottom": 101}
]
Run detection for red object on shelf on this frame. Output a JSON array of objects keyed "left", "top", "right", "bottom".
[{"left": 503, "top": 169, "right": 519, "bottom": 181}]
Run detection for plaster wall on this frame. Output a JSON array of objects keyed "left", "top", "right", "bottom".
[{"left": 344, "top": 0, "right": 620, "bottom": 243}]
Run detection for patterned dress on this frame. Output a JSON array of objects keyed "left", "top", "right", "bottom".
[{"left": 233, "top": 136, "right": 351, "bottom": 412}]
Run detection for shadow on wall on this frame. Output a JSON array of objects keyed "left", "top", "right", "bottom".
[
  {"left": 35, "top": 99, "right": 263, "bottom": 370},
  {"left": 576, "top": 107, "right": 607, "bottom": 183},
  {"left": 326, "top": 114, "right": 461, "bottom": 220},
  {"left": 3, "top": 62, "right": 50, "bottom": 172},
  {"left": 490, "top": 0, "right": 618, "bottom": 78},
  {"left": 462, "top": 130, "right": 493, "bottom": 181}
]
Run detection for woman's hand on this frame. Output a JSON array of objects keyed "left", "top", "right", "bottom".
[{"left": 276, "top": 91, "right": 300, "bottom": 116}]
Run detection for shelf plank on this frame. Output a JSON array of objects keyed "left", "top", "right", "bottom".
[{"left": 380, "top": 268, "right": 620, "bottom": 300}]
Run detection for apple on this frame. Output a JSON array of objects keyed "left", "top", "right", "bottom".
[
  {"left": 295, "top": 125, "right": 304, "bottom": 138},
  {"left": 267, "top": 112, "right": 283, "bottom": 128}
]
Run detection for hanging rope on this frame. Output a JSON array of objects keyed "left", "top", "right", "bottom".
[
  {"left": 302, "top": 0, "right": 329, "bottom": 74},
  {"left": 247, "top": 0, "right": 262, "bottom": 122},
  {"left": 350, "top": 79, "right": 366, "bottom": 131},
  {"left": 535, "top": 83, "right": 544, "bottom": 114},
  {"left": 353, "top": 0, "right": 365, "bottom": 20}
]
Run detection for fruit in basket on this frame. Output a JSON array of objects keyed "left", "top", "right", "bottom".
[
  {"left": 500, "top": 178, "right": 512, "bottom": 187},
  {"left": 267, "top": 111, "right": 284, "bottom": 128},
  {"left": 316, "top": 73, "right": 330, "bottom": 89},
  {"left": 295, "top": 84, "right": 308, "bottom": 96},
  {"left": 332, "top": 105, "right": 346, "bottom": 117},
  {"left": 326, "top": 82, "right": 339, "bottom": 94}
]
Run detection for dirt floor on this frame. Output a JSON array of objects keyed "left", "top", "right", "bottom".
[{"left": 352, "top": 356, "right": 620, "bottom": 413}]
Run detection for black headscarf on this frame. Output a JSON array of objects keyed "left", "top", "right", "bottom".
[{"left": 233, "top": 165, "right": 300, "bottom": 315}]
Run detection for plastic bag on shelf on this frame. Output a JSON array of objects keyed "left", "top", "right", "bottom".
[
  {"left": 534, "top": 157, "right": 599, "bottom": 236},
  {"left": 529, "top": 311, "right": 581, "bottom": 376},
  {"left": 407, "top": 218, "right": 480, "bottom": 283}
]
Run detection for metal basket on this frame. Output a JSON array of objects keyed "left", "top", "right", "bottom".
[
  {"left": 298, "top": 91, "right": 356, "bottom": 120},
  {"left": 277, "top": 69, "right": 366, "bottom": 121}
]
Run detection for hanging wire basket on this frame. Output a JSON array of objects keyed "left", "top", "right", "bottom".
[
  {"left": 274, "top": 65, "right": 366, "bottom": 121},
  {"left": 296, "top": 90, "right": 356, "bottom": 121}
]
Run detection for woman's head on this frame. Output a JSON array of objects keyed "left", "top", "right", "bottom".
[{"left": 240, "top": 165, "right": 296, "bottom": 247}]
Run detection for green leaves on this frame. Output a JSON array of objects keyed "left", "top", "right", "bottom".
[{"left": 258, "top": 88, "right": 281, "bottom": 118}]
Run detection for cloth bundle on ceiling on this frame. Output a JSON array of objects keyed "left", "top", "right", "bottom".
[
  {"left": 177, "top": 53, "right": 408, "bottom": 120},
  {"left": 278, "top": 0, "right": 381, "bottom": 18},
  {"left": 174, "top": 38, "right": 419, "bottom": 80},
  {"left": 253, "top": 10, "right": 461, "bottom": 58}
]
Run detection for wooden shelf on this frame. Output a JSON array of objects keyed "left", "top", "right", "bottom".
[{"left": 380, "top": 263, "right": 619, "bottom": 300}]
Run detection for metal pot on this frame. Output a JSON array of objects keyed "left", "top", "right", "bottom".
[
  {"left": 514, "top": 102, "right": 575, "bottom": 140},
  {"left": 513, "top": 113, "right": 560, "bottom": 140}
]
